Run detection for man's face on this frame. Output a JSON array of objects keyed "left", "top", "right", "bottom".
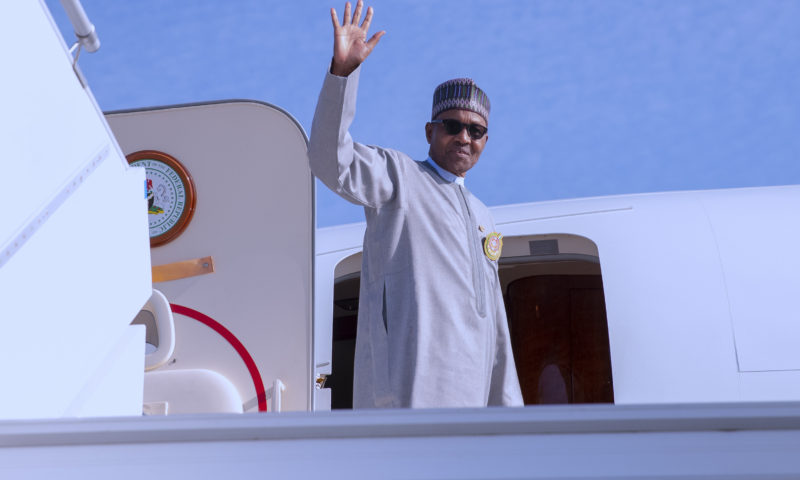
[{"left": 425, "top": 109, "right": 488, "bottom": 177}]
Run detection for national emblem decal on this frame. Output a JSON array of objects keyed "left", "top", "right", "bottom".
[
  {"left": 145, "top": 179, "right": 165, "bottom": 215},
  {"left": 483, "top": 232, "right": 503, "bottom": 261},
  {"left": 127, "top": 150, "right": 196, "bottom": 247}
]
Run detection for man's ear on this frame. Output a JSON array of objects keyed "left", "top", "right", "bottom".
[{"left": 425, "top": 122, "right": 433, "bottom": 144}]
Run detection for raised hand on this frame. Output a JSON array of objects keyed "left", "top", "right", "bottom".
[{"left": 330, "top": 0, "right": 385, "bottom": 77}]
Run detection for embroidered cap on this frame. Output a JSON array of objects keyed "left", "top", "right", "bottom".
[{"left": 431, "top": 78, "right": 490, "bottom": 121}]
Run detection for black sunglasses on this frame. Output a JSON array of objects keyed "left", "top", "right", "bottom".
[{"left": 430, "top": 119, "right": 488, "bottom": 140}]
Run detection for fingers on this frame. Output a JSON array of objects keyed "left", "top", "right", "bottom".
[
  {"left": 352, "top": 0, "right": 363, "bottom": 27},
  {"left": 330, "top": 7, "right": 340, "bottom": 30},
  {"left": 343, "top": 1, "right": 351, "bottom": 25},
  {"left": 332, "top": 1, "right": 381, "bottom": 48},
  {"left": 366, "top": 30, "right": 385, "bottom": 50},
  {"left": 361, "top": 5, "right": 373, "bottom": 31}
]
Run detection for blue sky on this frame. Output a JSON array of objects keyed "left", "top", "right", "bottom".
[{"left": 46, "top": 1, "right": 800, "bottom": 227}]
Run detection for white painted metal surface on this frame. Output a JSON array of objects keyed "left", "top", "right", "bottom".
[
  {"left": 2, "top": 403, "right": 800, "bottom": 478},
  {"left": 139, "top": 289, "right": 175, "bottom": 371},
  {"left": 313, "top": 223, "right": 365, "bottom": 393},
  {"left": 316, "top": 185, "right": 800, "bottom": 404},
  {"left": 0, "top": 0, "right": 151, "bottom": 420},
  {"left": 64, "top": 326, "right": 146, "bottom": 418},
  {"left": 701, "top": 187, "right": 800, "bottom": 372},
  {"left": 143, "top": 369, "right": 242, "bottom": 414},
  {"left": 106, "top": 102, "right": 313, "bottom": 413}
]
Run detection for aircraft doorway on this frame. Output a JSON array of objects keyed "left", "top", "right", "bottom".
[
  {"left": 327, "top": 270, "right": 360, "bottom": 410},
  {"left": 327, "top": 234, "right": 614, "bottom": 408},
  {"left": 501, "top": 234, "right": 614, "bottom": 405}
]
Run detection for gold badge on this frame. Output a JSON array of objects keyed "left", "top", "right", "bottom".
[{"left": 483, "top": 232, "right": 503, "bottom": 261}]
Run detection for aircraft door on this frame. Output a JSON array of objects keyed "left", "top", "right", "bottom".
[{"left": 107, "top": 102, "right": 313, "bottom": 413}]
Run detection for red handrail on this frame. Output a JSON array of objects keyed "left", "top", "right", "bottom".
[{"left": 170, "top": 303, "right": 267, "bottom": 412}]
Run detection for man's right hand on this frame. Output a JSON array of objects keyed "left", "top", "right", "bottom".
[{"left": 330, "top": 0, "right": 385, "bottom": 77}]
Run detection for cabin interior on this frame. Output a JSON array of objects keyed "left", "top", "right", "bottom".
[{"left": 327, "top": 233, "right": 615, "bottom": 408}]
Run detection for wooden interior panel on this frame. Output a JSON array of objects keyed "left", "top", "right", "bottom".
[{"left": 507, "top": 275, "right": 614, "bottom": 405}]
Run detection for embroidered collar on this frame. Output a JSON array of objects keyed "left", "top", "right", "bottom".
[{"left": 426, "top": 157, "right": 465, "bottom": 185}]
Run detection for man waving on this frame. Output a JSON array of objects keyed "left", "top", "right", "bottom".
[{"left": 308, "top": 1, "right": 522, "bottom": 409}]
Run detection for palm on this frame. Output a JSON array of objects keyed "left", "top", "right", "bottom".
[
  {"left": 334, "top": 25, "right": 371, "bottom": 67},
  {"left": 330, "top": 1, "right": 385, "bottom": 76}
]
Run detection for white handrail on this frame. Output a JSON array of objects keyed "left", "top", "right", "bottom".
[
  {"left": 271, "top": 379, "right": 286, "bottom": 413},
  {"left": 58, "top": 0, "right": 100, "bottom": 53},
  {"left": 141, "top": 289, "right": 176, "bottom": 372}
]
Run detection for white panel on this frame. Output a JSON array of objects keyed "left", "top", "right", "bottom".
[
  {"left": 107, "top": 102, "right": 312, "bottom": 411},
  {"left": 314, "top": 187, "right": 800, "bottom": 403},
  {"left": 0, "top": 1, "right": 152, "bottom": 420},
  {"left": 0, "top": 158, "right": 151, "bottom": 419},
  {"left": 701, "top": 186, "right": 800, "bottom": 371},
  {"left": 0, "top": 0, "right": 108, "bottom": 249},
  {"left": 144, "top": 369, "right": 242, "bottom": 414},
  {"left": 314, "top": 387, "right": 332, "bottom": 411},
  {"left": 5, "top": 432, "right": 800, "bottom": 479},
  {"left": 315, "top": 222, "right": 367, "bottom": 253},
  {"left": 3, "top": 404, "right": 800, "bottom": 478},
  {"left": 313, "top": 253, "right": 338, "bottom": 381},
  {"left": 739, "top": 371, "right": 800, "bottom": 401},
  {"left": 313, "top": 248, "right": 360, "bottom": 385},
  {"left": 497, "top": 192, "right": 741, "bottom": 403},
  {"left": 63, "top": 326, "right": 146, "bottom": 417}
]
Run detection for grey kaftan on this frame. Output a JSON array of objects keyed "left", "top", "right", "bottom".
[{"left": 308, "top": 67, "right": 523, "bottom": 408}]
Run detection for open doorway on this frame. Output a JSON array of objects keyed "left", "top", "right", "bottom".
[
  {"left": 500, "top": 234, "right": 614, "bottom": 405},
  {"left": 327, "top": 234, "right": 614, "bottom": 408},
  {"left": 326, "top": 254, "right": 361, "bottom": 409}
]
